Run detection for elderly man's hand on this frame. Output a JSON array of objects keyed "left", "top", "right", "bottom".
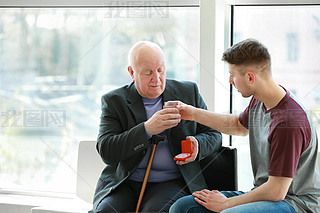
[
  {"left": 175, "top": 136, "right": 199, "bottom": 165},
  {"left": 144, "top": 107, "right": 181, "bottom": 135}
]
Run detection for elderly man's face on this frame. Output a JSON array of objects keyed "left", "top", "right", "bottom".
[{"left": 129, "top": 47, "right": 166, "bottom": 99}]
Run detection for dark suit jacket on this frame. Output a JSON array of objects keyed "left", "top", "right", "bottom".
[{"left": 92, "top": 79, "right": 222, "bottom": 211}]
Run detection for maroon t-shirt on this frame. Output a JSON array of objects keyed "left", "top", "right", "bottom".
[{"left": 239, "top": 89, "right": 311, "bottom": 178}]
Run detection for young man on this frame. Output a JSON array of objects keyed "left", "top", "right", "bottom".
[
  {"left": 92, "top": 41, "right": 222, "bottom": 212},
  {"left": 169, "top": 38, "right": 320, "bottom": 213}
]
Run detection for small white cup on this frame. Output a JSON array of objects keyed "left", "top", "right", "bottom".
[{"left": 163, "top": 101, "right": 179, "bottom": 108}]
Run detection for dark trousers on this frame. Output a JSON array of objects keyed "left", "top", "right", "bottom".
[{"left": 96, "top": 178, "right": 190, "bottom": 213}]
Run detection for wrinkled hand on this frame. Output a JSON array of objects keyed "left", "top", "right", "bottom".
[
  {"left": 145, "top": 107, "right": 181, "bottom": 135},
  {"left": 193, "top": 189, "right": 228, "bottom": 212},
  {"left": 175, "top": 136, "right": 199, "bottom": 165},
  {"left": 165, "top": 101, "right": 196, "bottom": 121}
]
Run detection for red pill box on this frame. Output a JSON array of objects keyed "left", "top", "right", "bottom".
[{"left": 174, "top": 140, "right": 193, "bottom": 161}]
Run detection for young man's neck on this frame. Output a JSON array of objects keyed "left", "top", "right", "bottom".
[{"left": 254, "top": 79, "right": 286, "bottom": 110}]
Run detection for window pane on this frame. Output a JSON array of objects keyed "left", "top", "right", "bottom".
[
  {"left": 0, "top": 7, "right": 199, "bottom": 193},
  {"left": 233, "top": 5, "right": 320, "bottom": 191}
]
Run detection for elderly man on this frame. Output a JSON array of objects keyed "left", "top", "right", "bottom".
[{"left": 92, "top": 41, "right": 222, "bottom": 212}]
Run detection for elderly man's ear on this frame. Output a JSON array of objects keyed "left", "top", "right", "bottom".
[{"left": 128, "top": 66, "right": 135, "bottom": 82}]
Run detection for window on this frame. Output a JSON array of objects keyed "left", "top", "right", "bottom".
[
  {"left": 0, "top": 6, "right": 200, "bottom": 194},
  {"left": 232, "top": 5, "right": 320, "bottom": 191}
]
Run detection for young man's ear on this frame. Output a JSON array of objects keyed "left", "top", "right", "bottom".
[
  {"left": 128, "top": 66, "right": 135, "bottom": 82},
  {"left": 246, "top": 71, "right": 256, "bottom": 84}
]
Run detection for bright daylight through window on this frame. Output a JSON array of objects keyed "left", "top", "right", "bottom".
[{"left": 0, "top": 6, "right": 200, "bottom": 194}]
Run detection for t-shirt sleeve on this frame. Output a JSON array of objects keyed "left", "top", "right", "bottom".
[{"left": 268, "top": 111, "right": 311, "bottom": 178}]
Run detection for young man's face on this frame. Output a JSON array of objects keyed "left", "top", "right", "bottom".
[
  {"left": 228, "top": 64, "right": 253, "bottom": 98},
  {"left": 129, "top": 47, "right": 166, "bottom": 99}
]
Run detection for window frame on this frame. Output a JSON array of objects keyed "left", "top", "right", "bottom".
[{"left": 0, "top": 0, "right": 199, "bottom": 7}]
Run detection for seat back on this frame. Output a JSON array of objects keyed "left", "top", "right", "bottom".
[
  {"left": 200, "top": 146, "right": 238, "bottom": 191},
  {"left": 76, "top": 141, "right": 105, "bottom": 204}
]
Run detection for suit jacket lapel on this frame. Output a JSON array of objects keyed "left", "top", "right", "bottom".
[
  {"left": 126, "top": 80, "right": 179, "bottom": 129},
  {"left": 163, "top": 80, "right": 180, "bottom": 102},
  {"left": 127, "top": 83, "right": 147, "bottom": 124}
]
